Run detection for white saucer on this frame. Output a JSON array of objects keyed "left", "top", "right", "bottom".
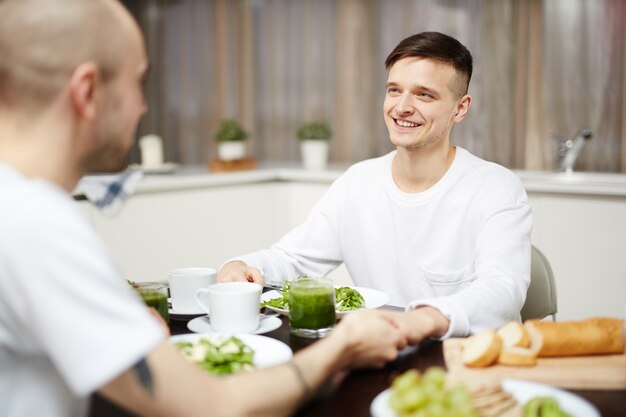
[
  {"left": 169, "top": 307, "right": 204, "bottom": 315},
  {"left": 187, "top": 315, "right": 283, "bottom": 335},
  {"left": 167, "top": 298, "right": 205, "bottom": 318}
]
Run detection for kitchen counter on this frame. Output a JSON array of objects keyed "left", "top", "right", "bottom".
[{"left": 77, "top": 165, "right": 626, "bottom": 197}]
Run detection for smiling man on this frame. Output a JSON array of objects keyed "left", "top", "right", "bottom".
[{"left": 220, "top": 32, "right": 533, "bottom": 344}]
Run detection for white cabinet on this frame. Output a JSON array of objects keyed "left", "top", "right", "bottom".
[
  {"left": 79, "top": 179, "right": 354, "bottom": 285},
  {"left": 528, "top": 193, "right": 626, "bottom": 320}
]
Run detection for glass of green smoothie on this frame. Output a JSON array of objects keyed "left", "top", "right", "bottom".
[
  {"left": 135, "top": 282, "right": 169, "bottom": 324},
  {"left": 289, "top": 277, "right": 336, "bottom": 338}
]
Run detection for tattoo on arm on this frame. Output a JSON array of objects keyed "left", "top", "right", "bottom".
[{"left": 132, "top": 358, "right": 154, "bottom": 397}]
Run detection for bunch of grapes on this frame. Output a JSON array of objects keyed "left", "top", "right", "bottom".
[{"left": 388, "top": 367, "right": 478, "bottom": 417}]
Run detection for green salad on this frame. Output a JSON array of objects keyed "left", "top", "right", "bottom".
[
  {"left": 261, "top": 280, "right": 366, "bottom": 312},
  {"left": 175, "top": 336, "right": 254, "bottom": 375}
]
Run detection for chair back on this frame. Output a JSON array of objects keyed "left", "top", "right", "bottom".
[{"left": 521, "top": 245, "right": 558, "bottom": 321}]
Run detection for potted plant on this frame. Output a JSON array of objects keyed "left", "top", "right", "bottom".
[
  {"left": 215, "top": 119, "right": 248, "bottom": 161},
  {"left": 297, "top": 121, "right": 332, "bottom": 170}
]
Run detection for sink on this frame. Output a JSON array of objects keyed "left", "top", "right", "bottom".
[{"left": 513, "top": 170, "right": 626, "bottom": 196}]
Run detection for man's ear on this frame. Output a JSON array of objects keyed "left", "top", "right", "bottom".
[
  {"left": 452, "top": 94, "right": 471, "bottom": 123},
  {"left": 68, "top": 63, "right": 99, "bottom": 122}
]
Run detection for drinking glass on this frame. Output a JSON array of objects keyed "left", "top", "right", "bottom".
[
  {"left": 135, "top": 282, "right": 169, "bottom": 324},
  {"left": 289, "top": 277, "right": 336, "bottom": 338}
]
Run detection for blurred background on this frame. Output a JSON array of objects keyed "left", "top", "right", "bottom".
[{"left": 122, "top": 0, "right": 626, "bottom": 173}]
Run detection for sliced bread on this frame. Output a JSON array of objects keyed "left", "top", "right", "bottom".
[
  {"left": 498, "top": 346, "right": 537, "bottom": 366},
  {"left": 496, "top": 321, "right": 530, "bottom": 348},
  {"left": 462, "top": 329, "right": 502, "bottom": 368}
]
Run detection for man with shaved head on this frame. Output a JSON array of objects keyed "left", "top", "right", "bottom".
[{"left": 0, "top": 1, "right": 407, "bottom": 416}]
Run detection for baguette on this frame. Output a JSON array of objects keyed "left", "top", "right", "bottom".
[{"left": 525, "top": 317, "right": 625, "bottom": 357}]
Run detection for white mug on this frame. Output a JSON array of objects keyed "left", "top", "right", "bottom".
[
  {"left": 168, "top": 267, "right": 217, "bottom": 314},
  {"left": 195, "top": 282, "right": 262, "bottom": 333}
]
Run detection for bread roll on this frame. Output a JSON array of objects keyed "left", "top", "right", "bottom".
[
  {"left": 463, "top": 329, "right": 502, "bottom": 367},
  {"left": 525, "top": 317, "right": 625, "bottom": 357}
]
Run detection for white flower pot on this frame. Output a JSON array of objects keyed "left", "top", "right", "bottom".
[
  {"left": 217, "top": 141, "right": 246, "bottom": 161},
  {"left": 300, "top": 140, "right": 329, "bottom": 170}
]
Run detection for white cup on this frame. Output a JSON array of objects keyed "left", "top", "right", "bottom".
[
  {"left": 168, "top": 267, "right": 217, "bottom": 314},
  {"left": 139, "top": 134, "right": 164, "bottom": 169},
  {"left": 195, "top": 282, "right": 262, "bottom": 333}
]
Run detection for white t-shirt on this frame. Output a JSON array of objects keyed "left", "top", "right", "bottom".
[
  {"left": 236, "top": 147, "right": 533, "bottom": 337},
  {"left": 0, "top": 164, "right": 165, "bottom": 417}
]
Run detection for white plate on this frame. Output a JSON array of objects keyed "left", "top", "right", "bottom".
[
  {"left": 370, "top": 379, "right": 600, "bottom": 417},
  {"left": 260, "top": 286, "right": 389, "bottom": 318},
  {"left": 170, "top": 333, "right": 292, "bottom": 369},
  {"left": 187, "top": 315, "right": 283, "bottom": 335}
]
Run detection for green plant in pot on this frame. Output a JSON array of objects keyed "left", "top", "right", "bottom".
[
  {"left": 216, "top": 119, "right": 248, "bottom": 161},
  {"left": 297, "top": 121, "right": 331, "bottom": 169}
]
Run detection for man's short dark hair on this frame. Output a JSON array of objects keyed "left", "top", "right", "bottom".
[{"left": 385, "top": 32, "right": 473, "bottom": 97}]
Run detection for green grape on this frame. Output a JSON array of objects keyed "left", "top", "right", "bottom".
[
  {"left": 446, "top": 385, "right": 471, "bottom": 407},
  {"left": 392, "top": 369, "right": 421, "bottom": 392},
  {"left": 402, "top": 388, "right": 429, "bottom": 411},
  {"left": 422, "top": 367, "right": 446, "bottom": 389},
  {"left": 424, "top": 386, "right": 445, "bottom": 406},
  {"left": 423, "top": 402, "right": 446, "bottom": 416},
  {"left": 524, "top": 396, "right": 572, "bottom": 417}
]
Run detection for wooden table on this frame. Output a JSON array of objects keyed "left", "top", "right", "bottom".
[{"left": 91, "top": 313, "right": 626, "bottom": 417}]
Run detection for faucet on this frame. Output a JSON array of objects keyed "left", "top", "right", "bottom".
[{"left": 557, "top": 128, "right": 593, "bottom": 174}]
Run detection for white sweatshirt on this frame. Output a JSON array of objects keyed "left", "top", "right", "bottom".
[{"left": 237, "top": 147, "right": 532, "bottom": 337}]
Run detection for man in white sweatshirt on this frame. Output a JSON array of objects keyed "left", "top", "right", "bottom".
[{"left": 219, "top": 32, "right": 533, "bottom": 343}]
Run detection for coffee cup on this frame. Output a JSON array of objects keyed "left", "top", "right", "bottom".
[
  {"left": 195, "top": 282, "right": 262, "bottom": 333},
  {"left": 168, "top": 267, "right": 217, "bottom": 314}
]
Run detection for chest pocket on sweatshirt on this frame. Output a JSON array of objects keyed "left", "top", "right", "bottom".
[{"left": 421, "top": 267, "right": 474, "bottom": 297}]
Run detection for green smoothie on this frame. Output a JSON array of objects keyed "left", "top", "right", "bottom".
[
  {"left": 289, "top": 278, "right": 335, "bottom": 335},
  {"left": 139, "top": 290, "right": 169, "bottom": 324}
]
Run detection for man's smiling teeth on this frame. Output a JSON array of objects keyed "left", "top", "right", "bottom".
[{"left": 395, "top": 119, "right": 419, "bottom": 128}]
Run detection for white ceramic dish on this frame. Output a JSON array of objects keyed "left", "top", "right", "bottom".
[
  {"left": 370, "top": 378, "right": 600, "bottom": 417},
  {"left": 170, "top": 333, "right": 292, "bottom": 369},
  {"left": 260, "top": 286, "right": 390, "bottom": 318},
  {"left": 187, "top": 315, "right": 282, "bottom": 335}
]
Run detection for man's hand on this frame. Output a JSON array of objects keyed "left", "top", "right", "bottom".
[
  {"left": 328, "top": 310, "right": 408, "bottom": 369},
  {"left": 384, "top": 307, "right": 450, "bottom": 345},
  {"left": 218, "top": 260, "right": 264, "bottom": 286}
]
